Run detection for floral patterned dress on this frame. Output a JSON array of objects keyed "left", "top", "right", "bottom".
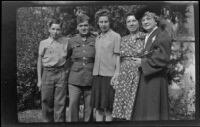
[{"left": 112, "top": 32, "right": 145, "bottom": 120}]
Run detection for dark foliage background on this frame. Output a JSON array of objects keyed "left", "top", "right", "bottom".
[{"left": 17, "top": 4, "right": 195, "bottom": 120}]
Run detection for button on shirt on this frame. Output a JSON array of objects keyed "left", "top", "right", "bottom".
[
  {"left": 93, "top": 29, "right": 121, "bottom": 76},
  {"left": 38, "top": 36, "right": 69, "bottom": 67},
  {"left": 68, "top": 33, "right": 96, "bottom": 86}
]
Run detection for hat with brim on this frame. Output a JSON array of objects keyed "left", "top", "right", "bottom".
[{"left": 135, "top": 5, "right": 163, "bottom": 20}]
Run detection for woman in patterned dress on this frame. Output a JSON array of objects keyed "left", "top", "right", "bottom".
[{"left": 111, "top": 12, "right": 145, "bottom": 120}]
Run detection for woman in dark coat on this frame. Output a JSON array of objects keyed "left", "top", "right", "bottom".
[{"left": 132, "top": 11, "right": 172, "bottom": 120}]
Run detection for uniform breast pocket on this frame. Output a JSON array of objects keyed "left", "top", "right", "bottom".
[
  {"left": 86, "top": 43, "right": 95, "bottom": 55},
  {"left": 72, "top": 44, "right": 81, "bottom": 49},
  {"left": 88, "top": 42, "right": 95, "bottom": 49},
  {"left": 88, "top": 42, "right": 95, "bottom": 47},
  {"left": 72, "top": 44, "right": 81, "bottom": 55}
]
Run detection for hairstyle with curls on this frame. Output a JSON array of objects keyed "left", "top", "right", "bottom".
[
  {"left": 142, "top": 11, "right": 160, "bottom": 24},
  {"left": 139, "top": 11, "right": 162, "bottom": 32},
  {"left": 95, "top": 9, "right": 112, "bottom": 26},
  {"left": 142, "top": 11, "right": 174, "bottom": 32},
  {"left": 47, "top": 18, "right": 63, "bottom": 29},
  {"left": 123, "top": 12, "right": 143, "bottom": 35},
  {"left": 124, "top": 12, "right": 140, "bottom": 22}
]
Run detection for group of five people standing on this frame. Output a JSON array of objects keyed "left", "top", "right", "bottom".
[{"left": 37, "top": 8, "right": 171, "bottom": 122}]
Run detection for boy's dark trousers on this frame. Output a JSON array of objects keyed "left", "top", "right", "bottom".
[{"left": 41, "top": 67, "right": 67, "bottom": 122}]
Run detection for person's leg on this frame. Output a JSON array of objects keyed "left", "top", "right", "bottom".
[
  {"left": 54, "top": 70, "right": 67, "bottom": 122},
  {"left": 105, "top": 77, "right": 114, "bottom": 122},
  {"left": 105, "top": 110, "right": 112, "bottom": 121},
  {"left": 67, "top": 84, "right": 81, "bottom": 122},
  {"left": 95, "top": 109, "right": 104, "bottom": 121},
  {"left": 83, "top": 86, "right": 92, "bottom": 122},
  {"left": 41, "top": 70, "right": 54, "bottom": 122}
]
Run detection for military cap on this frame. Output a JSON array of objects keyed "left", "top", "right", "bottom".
[{"left": 77, "top": 14, "right": 90, "bottom": 25}]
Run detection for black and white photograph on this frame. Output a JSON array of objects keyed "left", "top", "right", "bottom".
[{"left": 1, "top": 1, "right": 199, "bottom": 126}]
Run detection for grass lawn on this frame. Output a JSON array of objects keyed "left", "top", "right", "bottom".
[
  {"left": 18, "top": 96, "right": 195, "bottom": 123},
  {"left": 18, "top": 109, "right": 43, "bottom": 123},
  {"left": 18, "top": 107, "right": 84, "bottom": 123}
]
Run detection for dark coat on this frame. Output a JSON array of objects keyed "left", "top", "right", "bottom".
[
  {"left": 133, "top": 28, "right": 172, "bottom": 120},
  {"left": 67, "top": 33, "right": 96, "bottom": 86}
]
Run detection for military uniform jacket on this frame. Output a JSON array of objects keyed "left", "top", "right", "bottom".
[{"left": 68, "top": 33, "right": 96, "bottom": 86}]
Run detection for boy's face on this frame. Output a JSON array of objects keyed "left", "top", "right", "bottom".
[
  {"left": 77, "top": 21, "right": 89, "bottom": 35},
  {"left": 49, "top": 23, "right": 62, "bottom": 40},
  {"left": 141, "top": 15, "right": 157, "bottom": 32}
]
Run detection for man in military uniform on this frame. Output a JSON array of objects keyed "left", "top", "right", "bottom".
[{"left": 67, "top": 14, "right": 96, "bottom": 122}]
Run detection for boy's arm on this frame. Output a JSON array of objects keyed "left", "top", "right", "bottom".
[{"left": 37, "top": 55, "right": 42, "bottom": 90}]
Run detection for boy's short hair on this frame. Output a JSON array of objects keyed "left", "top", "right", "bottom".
[{"left": 47, "top": 18, "right": 63, "bottom": 28}]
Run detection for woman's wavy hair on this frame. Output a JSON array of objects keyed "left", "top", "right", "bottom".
[{"left": 94, "top": 9, "right": 113, "bottom": 30}]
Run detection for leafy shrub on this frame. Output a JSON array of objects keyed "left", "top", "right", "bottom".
[
  {"left": 17, "top": 6, "right": 195, "bottom": 120},
  {"left": 168, "top": 41, "right": 195, "bottom": 119}
]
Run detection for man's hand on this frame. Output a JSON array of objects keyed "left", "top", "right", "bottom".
[{"left": 37, "top": 80, "right": 42, "bottom": 91}]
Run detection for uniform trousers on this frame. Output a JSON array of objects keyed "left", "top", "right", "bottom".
[{"left": 67, "top": 84, "right": 92, "bottom": 122}]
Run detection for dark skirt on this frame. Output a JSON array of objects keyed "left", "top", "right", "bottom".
[{"left": 91, "top": 75, "right": 115, "bottom": 112}]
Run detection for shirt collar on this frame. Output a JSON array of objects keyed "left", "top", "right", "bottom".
[
  {"left": 98, "top": 29, "right": 112, "bottom": 39},
  {"left": 48, "top": 36, "right": 63, "bottom": 44},
  {"left": 147, "top": 26, "right": 158, "bottom": 37},
  {"left": 78, "top": 32, "right": 91, "bottom": 38}
]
